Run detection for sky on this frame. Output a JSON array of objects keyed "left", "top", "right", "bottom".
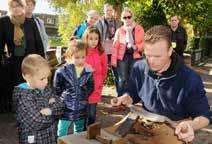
[{"left": 0, "top": 0, "right": 56, "bottom": 14}]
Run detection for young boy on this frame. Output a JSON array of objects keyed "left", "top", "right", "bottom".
[{"left": 13, "top": 54, "right": 64, "bottom": 144}]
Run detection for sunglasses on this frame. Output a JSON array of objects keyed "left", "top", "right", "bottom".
[{"left": 123, "top": 16, "right": 132, "bottom": 19}]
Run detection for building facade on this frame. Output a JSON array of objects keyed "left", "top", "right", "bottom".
[
  {"left": 0, "top": 10, "right": 7, "bottom": 17},
  {"left": 0, "top": 10, "right": 58, "bottom": 37},
  {"left": 34, "top": 13, "right": 58, "bottom": 37}
]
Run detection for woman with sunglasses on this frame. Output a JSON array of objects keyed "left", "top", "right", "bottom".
[{"left": 111, "top": 7, "right": 144, "bottom": 96}]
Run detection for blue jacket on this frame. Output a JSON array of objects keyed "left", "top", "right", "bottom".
[
  {"left": 128, "top": 53, "right": 211, "bottom": 122},
  {"left": 73, "top": 20, "right": 88, "bottom": 39},
  {"left": 53, "top": 63, "right": 94, "bottom": 120}
]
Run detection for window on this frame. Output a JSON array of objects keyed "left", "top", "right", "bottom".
[{"left": 47, "top": 17, "right": 54, "bottom": 24}]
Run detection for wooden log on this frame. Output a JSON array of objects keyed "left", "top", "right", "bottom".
[{"left": 87, "top": 122, "right": 101, "bottom": 139}]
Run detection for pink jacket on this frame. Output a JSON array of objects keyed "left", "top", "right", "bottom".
[
  {"left": 111, "top": 24, "right": 144, "bottom": 67},
  {"left": 86, "top": 48, "right": 108, "bottom": 104}
]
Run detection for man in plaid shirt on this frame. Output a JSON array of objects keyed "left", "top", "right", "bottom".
[{"left": 13, "top": 54, "right": 64, "bottom": 144}]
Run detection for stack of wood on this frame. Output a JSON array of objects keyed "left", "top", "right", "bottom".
[{"left": 87, "top": 106, "right": 184, "bottom": 144}]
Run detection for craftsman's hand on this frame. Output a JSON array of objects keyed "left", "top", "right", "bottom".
[
  {"left": 111, "top": 93, "right": 133, "bottom": 107},
  {"left": 175, "top": 121, "right": 194, "bottom": 143},
  {"left": 49, "top": 97, "right": 56, "bottom": 104},
  {"left": 40, "top": 108, "right": 52, "bottom": 116}
]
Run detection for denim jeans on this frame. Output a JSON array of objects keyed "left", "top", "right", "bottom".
[
  {"left": 111, "top": 66, "right": 119, "bottom": 93},
  {"left": 116, "top": 53, "right": 135, "bottom": 96},
  {"left": 87, "top": 103, "right": 97, "bottom": 126},
  {"left": 107, "top": 54, "right": 118, "bottom": 89}
]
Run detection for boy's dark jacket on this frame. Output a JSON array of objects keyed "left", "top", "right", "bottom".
[
  {"left": 53, "top": 63, "right": 94, "bottom": 120},
  {"left": 13, "top": 85, "right": 65, "bottom": 144},
  {"left": 128, "top": 52, "right": 211, "bottom": 122}
]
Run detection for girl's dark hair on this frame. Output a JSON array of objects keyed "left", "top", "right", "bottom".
[{"left": 83, "top": 26, "right": 104, "bottom": 54}]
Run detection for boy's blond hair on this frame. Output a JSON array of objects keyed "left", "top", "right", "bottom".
[
  {"left": 22, "top": 54, "right": 51, "bottom": 76},
  {"left": 64, "top": 39, "right": 87, "bottom": 61}
]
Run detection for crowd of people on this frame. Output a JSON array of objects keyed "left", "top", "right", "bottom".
[{"left": 0, "top": 0, "right": 211, "bottom": 144}]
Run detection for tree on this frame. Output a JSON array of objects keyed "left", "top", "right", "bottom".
[
  {"left": 48, "top": 0, "right": 104, "bottom": 44},
  {"left": 133, "top": 0, "right": 167, "bottom": 30},
  {"left": 161, "top": 0, "right": 209, "bottom": 37},
  {"left": 48, "top": 0, "right": 209, "bottom": 41}
]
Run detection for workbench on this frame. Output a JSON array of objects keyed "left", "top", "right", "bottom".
[
  {"left": 58, "top": 131, "right": 101, "bottom": 144},
  {"left": 57, "top": 123, "right": 183, "bottom": 144}
]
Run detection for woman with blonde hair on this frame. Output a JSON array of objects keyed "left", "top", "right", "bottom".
[
  {"left": 0, "top": 0, "right": 44, "bottom": 112},
  {"left": 111, "top": 7, "right": 145, "bottom": 96}
]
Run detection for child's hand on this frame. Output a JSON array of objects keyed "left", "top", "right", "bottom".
[
  {"left": 49, "top": 98, "right": 56, "bottom": 104},
  {"left": 40, "top": 108, "right": 52, "bottom": 116}
]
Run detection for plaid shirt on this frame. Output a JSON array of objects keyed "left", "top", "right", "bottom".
[{"left": 13, "top": 85, "right": 65, "bottom": 144}]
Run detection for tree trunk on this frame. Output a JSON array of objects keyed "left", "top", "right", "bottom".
[{"left": 114, "top": 0, "right": 122, "bottom": 20}]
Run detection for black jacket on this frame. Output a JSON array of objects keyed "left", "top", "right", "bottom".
[
  {"left": 0, "top": 16, "right": 44, "bottom": 62},
  {"left": 171, "top": 26, "right": 187, "bottom": 56},
  {"left": 0, "top": 16, "right": 45, "bottom": 83}
]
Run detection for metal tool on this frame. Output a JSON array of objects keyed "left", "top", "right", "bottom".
[
  {"left": 129, "top": 106, "right": 178, "bottom": 128},
  {"left": 115, "top": 112, "right": 139, "bottom": 137}
]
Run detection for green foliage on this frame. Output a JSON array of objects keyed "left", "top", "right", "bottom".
[
  {"left": 187, "top": 37, "right": 196, "bottom": 51},
  {"left": 126, "top": 0, "right": 167, "bottom": 30},
  {"left": 49, "top": 37, "right": 64, "bottom": 47},
  {"left": 48, "top": 0, "right": 209, "bottom": 39},
  {"left": 160, "top": 0, "right": 209, "bottom": 36},
  {"left": 47, "top": 0, "right": 73, "bottom": 10},
  {"left": 105, "top": 0, "right": 126, "bottom": 4},
  {"left": 208, "top": 0, "right": 212, "bottom": 28},
  {"left": 128, "top": 0, "right": 208, "bottom": 35},
  {"left": 104, "top": 67, "right": 115, "bottom": 86},
  {"left": 142, "top": 0, "right": 168, "bottom": 30},
  {"left": 199, "top": 36, "right": 207, "bottom": 50}
]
